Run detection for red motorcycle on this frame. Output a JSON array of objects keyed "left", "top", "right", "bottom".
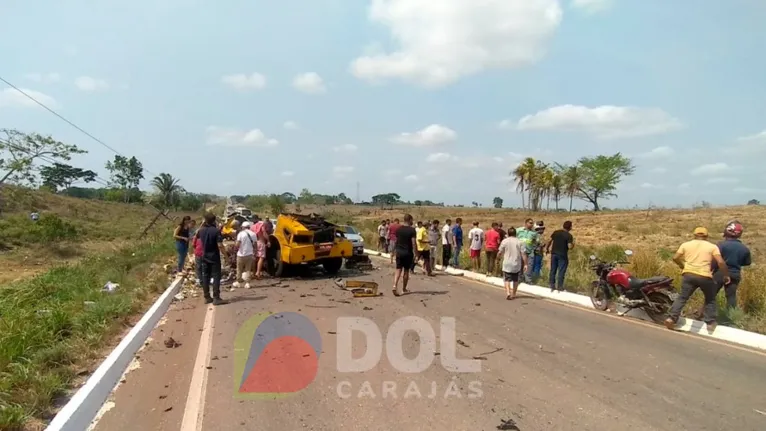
[{"left": 589, "top": 250, "right": 678, "bottom": 323}]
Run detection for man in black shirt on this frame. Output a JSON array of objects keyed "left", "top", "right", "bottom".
[
  {"left": 196, "top": 212, "right": 230, "bottom": 305},
  {"left": 393, "top": 213, "right": 417, "bottom": 297},
  {"left": 545, "top": 220, "right": 574, "bottom": 293}
]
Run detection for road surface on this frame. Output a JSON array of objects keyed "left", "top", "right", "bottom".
[{"left": 93, "top": 259, "right": 766, "bottom": 431}]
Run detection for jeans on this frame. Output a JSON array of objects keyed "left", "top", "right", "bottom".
[
  {"left": 200, "top": 259, "right": 222, "bottom": 300},
  {"left": 452, "top": 244, "right": 462, "bottom": 267},
  {"left": 194, "top": 256, "right": 203, "bottom": 282},
  {"left": 714, "top": 272, "right": 740, "bottom": 310},
  {"left": 669, "top": 274, "right": 718, "bottom": 324},
  {"left": 442, "top": 244, "right": 452, "bottom": 267},
  {"left": 176, "top": 240, "right": 189, "bottom": 272},
  {"left": 548, "top": 254, "right": 569, "bottom": 291},
  {"left": 532, "top": 254, "right": 544, "bottom": 279}
]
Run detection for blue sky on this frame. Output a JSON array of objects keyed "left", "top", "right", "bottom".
[{"left": 2, "top": 0, "right": 765, "bottom": 208}]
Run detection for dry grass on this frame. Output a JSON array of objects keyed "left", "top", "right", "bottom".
[{"left": 307, "top": 203, "right": 766, "bottom": 333}]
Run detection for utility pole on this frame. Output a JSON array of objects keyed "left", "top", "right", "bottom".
[{"left": 355, "top": 181, "right": 360, "bottom": 203}]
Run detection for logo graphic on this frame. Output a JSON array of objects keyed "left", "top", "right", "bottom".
[{"left": 233, "top": 312, "right": 322, "bottom": 399}]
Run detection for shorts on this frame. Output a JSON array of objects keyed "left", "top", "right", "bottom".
[
  {"left": 503, "top": 271, "right": 520, "bottom": 282},
  {"left": 388, "top": 240, "right": 397, "bottom": 253},
  {"left": 395, "top": 253, "right": 414, "bottom": 270},
  {"left": 255, "top": 241, "right": 266, "bottom": 258},
  {"left": 470, "top": 249, "right": 481, "bottom": 258}
]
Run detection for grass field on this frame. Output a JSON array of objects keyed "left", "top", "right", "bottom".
[
  {"left": 0, "top": 188, "right": 187, "bottom": 430},
  {"left": 312, "top": 203, "right": 766, "bottom": 333}
]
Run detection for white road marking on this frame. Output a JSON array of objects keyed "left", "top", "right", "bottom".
[{"left": 180, "top": 304, "right": 216, "bottom": 431}]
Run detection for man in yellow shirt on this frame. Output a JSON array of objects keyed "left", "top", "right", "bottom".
[
  {"left": 416, "top": 222, "right": 433, "bottom": 276},
  {"left": 665, "top": 227, "right": 730, "bottom": 332}
]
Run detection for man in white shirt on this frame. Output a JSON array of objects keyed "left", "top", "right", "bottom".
[
  {"left": 468, "top": 221, "right": 485, "bottom": 272},
  {"left": 235, "top": 221, "right": 257, "bottom": 289},
  {"left": 441, "top": 218, "right": 453, "bottom": 268},
  {"left": 498, "top": 228, "right": 527, "bottom": 300},
  {"left": 377, "top": 220, "right": 388, "bottom": 252}
]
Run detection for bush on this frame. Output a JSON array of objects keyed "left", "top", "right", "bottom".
[{"left": 0, "top": 214, "right": 79, "bottom": 248}]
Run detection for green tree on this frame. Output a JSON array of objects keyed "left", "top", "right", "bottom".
[
  {"left": 1, "top": 129, "right": 86, "bottom": 185},
  {"left": 371, "top": 193, "right": 400, "bottom": 207},
  {"left": 557, "top": 163, "right": 584, "bottom": 212},
  {"left": 150, "top": 173, "right": 183, "bottom": 209},
  {"left": 298, "top": 188, "right": 314, "bottom": 204},
  {"left": 105, "top": 155, "right": 144, "bottom": 202},
  {"left": 39, "top": 162, "right": 97, "bottom": 192},
  {"left": 492, "top": 196, "right": 503, "bottom": 208},
  {"left": 268, "top": 193, "right": 286, "bottom": 215},
  {"left": 576, "top": 153, "right": 635, "bottom": 211}
]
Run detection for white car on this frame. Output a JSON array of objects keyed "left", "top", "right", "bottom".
[{"left": 339, "top": 225, "right": 365, "bottom": 255}]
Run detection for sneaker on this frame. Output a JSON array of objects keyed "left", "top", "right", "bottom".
[
  {"left": 233, "top": 281, "right": 241, "bottom": 288},
  {"left": 663, "top": 318, "right": 675, "bottom": 330},
  {"left": 213, "top": 298, "right": 228, "bottom": 306},
  {"left": 244, "top": 283, "right": 251, "bottom": 289},
  {"left": 204, "top": 297, "right": 213, "bottom": 304}
]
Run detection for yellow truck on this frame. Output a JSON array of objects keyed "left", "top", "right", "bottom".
[{"left": 266, "top": 213, "right": 354, "bottom": 276}]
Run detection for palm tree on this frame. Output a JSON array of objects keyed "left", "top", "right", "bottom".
[
  {"left": 512, "top": 158, "right": 539, "bottom": 210},
  {"left": 151, "top": 173, "right": 182, "bottom": 209},
  {"left": 551, "top": 173, "right": 563, "bottom": 210},
  {"left": 559, "top": 164, "right": 583, "bottom": 212}
]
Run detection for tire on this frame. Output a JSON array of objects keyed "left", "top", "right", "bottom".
[
  {"left": 590, "top": 281, "right": 610, "bottom": 311},
  {"left": 266, "top": 239, "right": 285, "bottom": 277},
  {"left": 322, "top": 257, "right": 343, "bottom": 275},
  {"left": 644, "top": 291, "right": 674, "bottom": 324}
]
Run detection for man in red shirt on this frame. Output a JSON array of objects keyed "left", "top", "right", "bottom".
[
  {"left": 485, "top": 222, "right": 501, "bottom": 276},
  {"left": 387, "top": 218, "right": 401, "bottom": 264}
]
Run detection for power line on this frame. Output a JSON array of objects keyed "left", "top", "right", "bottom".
[{"left": 0, "top": 75, "right": 158, "bottom": 177}]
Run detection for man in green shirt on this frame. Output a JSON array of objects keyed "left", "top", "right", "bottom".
[{"left": 516, "top": 218, "right": 539, "bottom": 283}]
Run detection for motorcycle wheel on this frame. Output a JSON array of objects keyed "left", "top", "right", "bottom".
[
  {"left": 644, "top": 291, "right": 673, "bottom": 323},
  {"left": 590, "top": 282, "right": 609, "bottom": 311}
]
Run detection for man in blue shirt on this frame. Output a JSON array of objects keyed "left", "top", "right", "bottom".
[
  {"left": 197, "top": 212, "right": 230, "bottom": 305},
  {"left": 450, "top": 217, "right": 463, "bottom": 268},
  {"left": 712, "top": 220, "right": 751, "bottom": 310}
]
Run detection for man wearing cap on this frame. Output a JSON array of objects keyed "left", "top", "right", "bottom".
[
  {"left": 516, "top": 218, "right": 540, "bottom": 283},
  {"left": 712, "top": 220, "right": 751, "bottom": 310},
  {"left": 530, "top": 221, "right": 546, "bottom": 282},
  {"left": 234, "top": 221, "right": 257, "bottom": 289},
  {"left": 666, "top": 227, "right": 730, "bottom": 332}
]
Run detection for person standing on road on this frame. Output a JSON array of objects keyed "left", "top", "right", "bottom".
[
  {"left": 441, "top": 219, "right": 453, "bottom": 268},
  {"left": 545, "top": 221, "right": 574, "bottom": 292},
  {"left": 516, "top": 218, "right": 539, "bottom": 283},
  {"left": 712, "top": 221, "right": 751, "bottom": 310},
  {"left": 198, "top": 212, "right": 229, "bottom": 305},
  {"left": 388, "top": 218, "right": 401, "bottom": 264},
  {"left": 377, "top": 220, "right": 388, "bottom": 252},
  {"left": 416, "top": 220, "right": 433, "bottom": 276},
  {"left": 498, "top": 227, "right": 527, "bottom": 300},
  {"left": 485, "top": 222, "right": 501, "bottom": 276},
  {"left": 531, "top": 221, "right": 546, "bottom": 281},
  {"left": 414, "top": 221, "right": 425, "bottom": 273},
  {"left": 666, "top": 227, "right": 730, "bottom": 333},
  {"left": 234, "top": 221, "right": 257, "bottom": 289},
  {"left": 468, "top": 221, "right": 485, "bottom": 272},
  {"left": 191, "top": 224, "right": 204, "bottom": 286},
  {"left": 428, "top": 220, "right": 440, "bottom": 272},
  {"left": 250, "top": 218, "right": 269, "bottom": 279},
  {"left": 393, "top": 214, "right": 417, "bottom": 296},
  {"left": 451, "top": 218, "right": 464, "bottom": 268},
  {"left": 173, "top": 216, "right": 192, "bottom": 273}
]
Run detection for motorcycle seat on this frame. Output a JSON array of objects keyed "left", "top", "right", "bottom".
[{"left": 628, "top": 276, "right": 672, "bottom": 289}]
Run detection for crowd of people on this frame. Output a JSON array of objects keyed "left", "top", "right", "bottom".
[{"left": 377, "top": 216, "right": 575, "bottom": 298}]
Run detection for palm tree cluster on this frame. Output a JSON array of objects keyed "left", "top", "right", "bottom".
[{"left": 511, "top": 157, "right": 582, "bottom": 212}]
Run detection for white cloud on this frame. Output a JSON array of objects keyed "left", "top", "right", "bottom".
[
  {"left": 292, "top": 72, "right": 326, "bottom": 94},
  {"left": 497, "top": 119, "right": 514, "bottom": 130},
  {"left": 640, "top": 146, "right": 675, "bottom": 159},
  {"left": 0, "top": 88, "right": 58, "bottom": 109},
  {"left": 571, "top": 0, "right": 611, "bottom": 14},
  {"left": 736, "top": 130, "right": 766, "bottom": 154},
  {"left": 333, "top": 166, "right": 355, "bottom": 178},
  {"left": 74, "top": 76, "right": 109, "bottom": 92},
  {"left": 333, "top": 144, "right": 358, "bottom": 152},
  {"left": 205, "top": 126, "right": 279, "bottom": 147},
  {"left": 650, "top": 167, "right": 668, "bottom": 174},
  {"left": 493, "top": 156, "right": 504, "bottom": 162},
  {"left": 706, "top": 177, "right": 739, "bottom": 185},
  {"left": 515, "top": 105, "right": 684, "bottom": 139},
  {"left": 221, "top": 73, "right": 266, "bottom": 91},
  {"left": 640, "top": 182, "right": 664, "bottom": 189},
  {"left": 426, "top": 152, "right": 455, "bottom": 163},
  {"left": 281, "top": 171, "right": 295, "bottom": 177},
  {"left": 391, "top": 124, "right": 457, "bottom": 146},
  {"left": 350, "top": 0, "right": 563, "bottom": 88},
  {"left": 691, "top": 163, "right": 730, "bottom": 176},
  {"left": 283, "top": 121, "right": 299, "bottom": 130},
  {"left": 404, "top": 174, "right": 419, "bottom": 182},
  {"left": 24, "top": 72, "right": 60, "bottom": 84}
]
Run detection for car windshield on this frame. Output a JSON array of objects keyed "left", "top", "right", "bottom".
[{"left": 341, "top": 226, "right": 358, "bottom": 234}]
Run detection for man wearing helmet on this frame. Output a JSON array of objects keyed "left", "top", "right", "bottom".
[{"left": 713, "top": 220, "right": 751, "bottom": 310}]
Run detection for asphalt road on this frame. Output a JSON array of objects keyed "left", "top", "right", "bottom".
[{"left": 93, "top": 259, "right": 766, "bottom": 431}]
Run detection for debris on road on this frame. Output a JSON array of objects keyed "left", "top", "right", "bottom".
[
  {"left": 163, "top": 337, "right": 181, "bottom": 348},
  {"left": 102, "top": 281, "right": 119, "bottom": 293},
  {"left": 363, "top": 306, "right": 373, "bottom": 311},
  {"left": 333, "top": 278, "right": 382, "bottom": 297},
  {"left": 457, "top": 340, "right": 469, "bottom": 348},
  {"left": 478, "top": 347, "right": 504, "bottom": 356}
]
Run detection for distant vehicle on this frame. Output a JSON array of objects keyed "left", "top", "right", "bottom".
[{"left": 338, "top": 225, "right": 365, "bottom": 256}]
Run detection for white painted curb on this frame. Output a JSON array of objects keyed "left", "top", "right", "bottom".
[
  {"left": 364, "top": 249, "right": 766, "bottom": 351},
  {"left": 46, "top": 276, "right": 186, "bottom": 431}
]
